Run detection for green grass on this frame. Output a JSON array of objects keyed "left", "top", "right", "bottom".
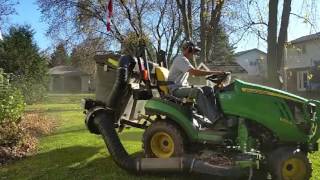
[
  {"left": 0, "top": 93, "right": 319, "bottom": 179},
  {"left": 0, "top": 94, "right": 191, "bottom": 180}
]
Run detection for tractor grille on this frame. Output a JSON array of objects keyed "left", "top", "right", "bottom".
[{"left": 285, "top": 101, "right": 312, "bottom": 134}]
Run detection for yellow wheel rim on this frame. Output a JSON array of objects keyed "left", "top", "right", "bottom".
[
  {"left": 150, "top": 132, "right": 174, "bottom": 158},
  {"left": 282, "top": 158, "right": 307, "bottom": 180}
]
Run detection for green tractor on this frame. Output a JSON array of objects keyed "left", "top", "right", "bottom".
[{"left": 83, "top": 53, "right": 320, "bottom": 180}]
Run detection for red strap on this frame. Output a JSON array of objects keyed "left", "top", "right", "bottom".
[
  {"left": 142, "top": 70, "right": 149, "bottom": 81},
  {"left": 106, "top": 0, "right": 113, "bottom": 31}
]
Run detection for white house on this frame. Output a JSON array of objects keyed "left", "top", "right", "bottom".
[
  {"left": 284, "top": 32, "right": 320, "bottom": 92},
  {"left": 235, "top": 48, "right": 267, "bottom": 77}
]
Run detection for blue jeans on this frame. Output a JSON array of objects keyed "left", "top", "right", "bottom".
[{"left": 172, "top": 86, "right": 219, "bottom": 123}]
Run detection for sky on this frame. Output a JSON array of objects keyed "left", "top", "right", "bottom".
[
  {"left": 4, "top": 0, "right": 320, "bottom": 53},
  {"left": 6, "top": 0, "right": 50, "bottom": 50}
]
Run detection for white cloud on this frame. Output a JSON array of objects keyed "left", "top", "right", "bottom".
[{"left": 0, "top": 30, "right": 3, "bottom": 40}]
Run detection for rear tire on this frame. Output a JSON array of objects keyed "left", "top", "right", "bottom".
[
  {"left": 268, "top": 147, "right": 312, "bottom": 180},
  {"left": 142, "top": 120, "right": 184, "bottom": 158}
]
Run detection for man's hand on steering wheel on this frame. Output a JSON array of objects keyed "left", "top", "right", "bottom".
[
  {"left": 223, "top": 71, "right": 231, "bottom": 75},
  {"left": 211, "top": 71, "right": 230, "bottom": 76}
]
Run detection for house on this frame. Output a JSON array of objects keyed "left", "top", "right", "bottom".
[
  {"left": 235, "top": 48, "right": 267, "bottom": 78},
  {"left": 48, "top": 65, "right": 90, "bottom": 92},
  {"left": 284, "top": 32, "right": 320, "bottom": 92},
  {"left": 189, "top": 61, "right": 247, "bottom": 86},
  {"left": 189, "top": 49, "right": 268, "bottom": 86}
]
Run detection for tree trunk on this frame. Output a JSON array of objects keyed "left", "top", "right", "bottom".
[
  {"left": 176, "top": 0, "right": 192, "bottom": 40},
  {"left": 277, "top": 0, "right": 292, "bottom": 88},
  {"left": 187, "top": 0, "right": 192, "bottom": 36},
  {"left": 176, "top": 0, "right": 196, "bottom": 66},
  {"left": 267, "top": 0, "right": 280, "bottom": 88},
  {"left": 205, "top": 0, "right": 224, "bottom": 63},
  {"left": 200, "top": 0, "right": 207, "bottom": 63}
]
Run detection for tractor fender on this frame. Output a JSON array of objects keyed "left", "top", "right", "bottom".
[
  {"left": 144, "top": 98, "right": 198, "bottom": 141},
  {"left": 85, "top": 106, "right": 111, "bottom": 134}
]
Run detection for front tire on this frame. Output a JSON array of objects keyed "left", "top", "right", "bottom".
[
  {"left": 268, "top": 147, "right": 312, "bottom": 180},
  {"left": 142, "top": 120, "right": 184, "bottom": 158}
]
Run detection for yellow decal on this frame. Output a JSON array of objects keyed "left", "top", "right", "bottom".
[
  {"left": 279, "top": 117, "right": 293, "bottom": 125},
  {"left": 241, "top": 88, "right": 303, "bottom": 103},
  {"left": 107, "top": 58, "right": 119, "bottom": 67}
]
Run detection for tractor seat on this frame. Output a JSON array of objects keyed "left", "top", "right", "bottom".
[{"left": 155, "top": 67, "right": 171, "bottom": 95}]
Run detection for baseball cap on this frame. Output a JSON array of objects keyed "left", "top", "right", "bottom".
[{"left": 182, "top": 41, "right": 201, "bottom": 52}]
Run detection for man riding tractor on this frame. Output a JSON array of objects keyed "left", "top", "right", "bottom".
[
  {"left": 168, "top": 41, "right": 226, "bottom": 123},
  {"left": 83, "top": 40, "right": 319, "bottom": 180}
]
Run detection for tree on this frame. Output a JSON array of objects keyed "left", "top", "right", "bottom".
[
  {"left": 267, "top": 0, "right": 292, "bottom": 88},
  {"left": 199, "top": 0, "right": 225, "bottom": 63},
  {"left": 150, "top": 0, "right": 183, "bottom": 61},
  {"left": 37, "top": 0, "right": 260, "bottom": 67},
  {"left": 176, "top": 0, "right": 193, "bottom": 41},
  {"left": 239, "top": 0, "right": 318, "bottom": 88},
  {"left": 50, "top": 43, "right": 69, "bottom": 67},
  {"left": 71, "top": 36, "right": 105, "bottom": 76},
  {"left": 209, "top": 25, "right": 235, "bottom": 63},
  {"left": 0, "top": 0, "right": 18, "bottom": 24},
  {"left": 37, "top": 0, "right": 186, "bottom": 63},
  {"left": 0, "top": 25, "right": 48, "bottom": 104},
  {"left": 176, "top": 0, "right": 231, "bottom": 65}
]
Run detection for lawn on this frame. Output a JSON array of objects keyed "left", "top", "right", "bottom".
[
  {"left": 0, "top": 94, "right": 191, "bottom": 180},
  {"left": 0, "top": 93, "right": 319, "bottom": 179}
]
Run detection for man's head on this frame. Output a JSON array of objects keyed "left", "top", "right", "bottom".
[{"left": 182, "top": 41, "right": 201, "bottom": 59}]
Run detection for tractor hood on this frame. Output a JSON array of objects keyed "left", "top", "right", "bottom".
[
  {"left": 234, "top": 79, "right": 308, "bottom": 103},
  {"left": 229, "top": 79, "right": 319, "bottom": 144}
]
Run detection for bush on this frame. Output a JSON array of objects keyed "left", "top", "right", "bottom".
[
  {"left": 0, "top": 121, "right": 37, "bottom": 165},
  {"left": 0, "top": 112, "right": 54, "bottom": 165},
  {"left": 0, "top": 121, "right": 24, "bottom": 147},
  {"left": 0, "top": 25, "right": 49, "bottom": 104},
  {"left": 12, "top": 76, "right": 48, "bottom": 104},
  {"left": 0, "top": 70, "right": 25, "bottom": 124}
]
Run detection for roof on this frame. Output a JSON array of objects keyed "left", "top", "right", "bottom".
[
  {"left": 235, "top": 48, "right": 266, "bottom": 57},
  {"left": 204, "top": 62, "right": 247, "bottom": 73},
  {"left": 48, "top": 66, "right": 88, "bottom": 76},
  {"left": 290, "top": 32, "right": 320, "bottom": 44},
  {"left": 197, "top": 62, "right": 210, "bottom": 71}
]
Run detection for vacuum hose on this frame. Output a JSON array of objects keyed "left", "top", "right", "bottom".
[{"left": 93, "top": 56, "right": 245, "bottom": 177}]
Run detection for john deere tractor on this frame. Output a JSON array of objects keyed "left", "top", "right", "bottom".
[{"left": 83, "top": 51, "right": 320, "bottom": 180}]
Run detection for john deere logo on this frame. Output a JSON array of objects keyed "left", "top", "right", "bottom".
[
  {"left": 241, "top": 88, "right": 303, "bottom": 103},
  {"left": 279, "top": 117, "right": 293, "bottom": 125}
]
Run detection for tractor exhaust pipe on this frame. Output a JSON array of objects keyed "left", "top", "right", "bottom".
[{"left": 93, "top": 55, "right": 246, "bottom": 177}]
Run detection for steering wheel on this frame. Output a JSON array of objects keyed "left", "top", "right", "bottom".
[{"left": 206, "top": 72, "right": 230, "bottom": 85}]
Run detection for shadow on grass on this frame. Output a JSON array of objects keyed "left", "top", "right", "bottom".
[
  {"left": 2, "top": 145, "right": 233, "bottom": 180},
  {"left": 1, "top": 146, "right": 101, "bottom": 179},
  {"left": 82, "top": 156, "right": 229, "bottom": 180}
]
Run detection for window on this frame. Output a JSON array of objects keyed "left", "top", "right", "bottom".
[
  {"left": 312, "top": 60, "right": 320, "bottom": 68},
  {"left": 249, "top": 61, "right": 257, "bottom": 66},
  {"left": 297, "top": 71, "right": 310, "bottom": 91},
  {"left": 297, "top": 45, "right": 306, "bottom": 55}
]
